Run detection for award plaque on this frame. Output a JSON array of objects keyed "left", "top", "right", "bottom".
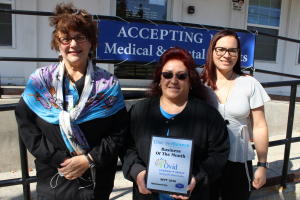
[{"left": 146, "top": 136, "right": 193, "bottom": 195}]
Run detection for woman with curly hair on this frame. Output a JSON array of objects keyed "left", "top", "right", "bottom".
[{"left": 15, "top": 3, "right": 128, "bottom": 200}]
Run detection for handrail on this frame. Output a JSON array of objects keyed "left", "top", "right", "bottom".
[
  {"left": 1, "top": 7, "right": 300, "bottom": 200},
  {"left": 262, "top": 80, "right": 300, "bottom": 87},
  {"left": 256, "top": 69, "right": 300, "bottom": 80},
  {"left": 0, "top": 80, "right": 299, "bottom": 197}
]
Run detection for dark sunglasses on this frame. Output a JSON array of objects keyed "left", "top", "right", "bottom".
[{"left": 161, "top": 72, "right": 188, "bottom": 80}]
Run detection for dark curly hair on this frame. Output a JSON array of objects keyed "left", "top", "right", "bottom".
[
  {"left": 149, "top": 47, "right": 208, "bottom": 101},
  {"left": 201, "top": 30, "right": 243, "bottom": 90},
  {"left": 49, "top": 3, "right": 97, "bottom": 58}
]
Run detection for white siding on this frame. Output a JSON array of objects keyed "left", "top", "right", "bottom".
[{"left": 0, "top": 0, "right": 299, "bottom": 96}]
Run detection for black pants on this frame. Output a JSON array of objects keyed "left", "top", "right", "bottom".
[{"left": 210, "top": 161, "right": 253, "bottom": 200}]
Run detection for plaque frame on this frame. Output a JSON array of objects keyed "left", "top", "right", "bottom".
[{"left": 146, "top": 136, "right": 194, "bottom": 196}]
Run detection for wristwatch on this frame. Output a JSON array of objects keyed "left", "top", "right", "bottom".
[
  {"left": 85, "top": 154, "right": 96, "bottom": 168},
  {"left": 257, "top": 162, "right": 269, "bottom": 169}
]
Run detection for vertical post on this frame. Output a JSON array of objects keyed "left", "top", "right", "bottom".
[
  {"left": 280, "top": 84, "right": 297, "bottom": 188},
  {"left": 0, "top": 73, "right": 2, "bottom": 98},
  {"left": 18, "top": 128, "right": 31, "bottom": 200}
]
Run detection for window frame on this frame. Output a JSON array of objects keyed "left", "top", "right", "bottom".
[
  {"left": 113, "top": 0, "right": 172, "bottom": 80},
  {"left": 0, "top": 0, "right": 15, "bottom": 48},
  {"left": 246, "top": 0, "right": 283, "bottom": 62}
]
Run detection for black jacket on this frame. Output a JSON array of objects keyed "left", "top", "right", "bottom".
[
  {"left": 122, "top": 97, "right": 229, "bottom": 200},
  {"left": 15, "top": 98, "right": 128, "bottom": 200}
]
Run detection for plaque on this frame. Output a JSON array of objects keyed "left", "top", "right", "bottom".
[{"left": 146, "top": 136, "right": 193, "bottom": 195}]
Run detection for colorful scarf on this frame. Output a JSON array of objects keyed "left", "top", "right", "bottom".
[{"left": 22, "top": 61, "right": 125, "bottom": 155}]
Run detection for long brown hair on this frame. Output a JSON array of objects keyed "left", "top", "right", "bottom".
[
  {"left": 149, "top": 47, "right": 207, "bottom": 100},
  {"left": 201, "top": 30, "right": 243, "bottom": 90}
]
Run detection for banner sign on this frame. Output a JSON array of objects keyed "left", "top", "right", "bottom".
[
  {"left": 97, "top": 19, "right": 255, "bottom": 67},
  {"left": 146, "top": 136, "right": 193, "bottom": 195}
]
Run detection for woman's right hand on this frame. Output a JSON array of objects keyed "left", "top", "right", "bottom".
[
  {"left": 58, "top": 155, "right": 89, "bottom": 180},
  {"left": 170, "top": 177, "right": 196, "bottom": 199},
  {"left": 136, "top": 170, "right": 152, "bottom": 194}
]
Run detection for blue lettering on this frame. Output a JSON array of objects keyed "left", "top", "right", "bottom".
[{"left": 164, "top": 163, "right": 178, "bottom": 170}]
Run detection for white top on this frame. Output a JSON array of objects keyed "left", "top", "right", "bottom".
[{"left": 207, "top": 76, "right": 271, "bottom": 163}]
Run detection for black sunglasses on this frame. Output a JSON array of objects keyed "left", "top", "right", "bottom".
[{"left": 161, "top": 72, "right": 188, "bottom": 80}]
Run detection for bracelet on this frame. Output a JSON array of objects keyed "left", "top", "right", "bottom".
[
  {"left": 85, "top": 154, "right": 95, "bottom": 168},
  {"left": 257, "top": 162, "right": 269, "bottom": 169}
]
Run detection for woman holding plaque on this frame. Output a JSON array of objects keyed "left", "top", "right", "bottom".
[
  {"left": 122, "top": 47, "right": 229, "bottom": 200},
  {"left": 201, "top": 30, "right": 270, "bottom": 200},
  {"left": 15, "top": 3, "right": 128, "bottom": 200}
]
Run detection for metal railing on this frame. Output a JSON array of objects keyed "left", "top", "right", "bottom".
[
  {"left": 0, "top": 91, "right": 145, "bottom": 200},
  {"left": 262, "top": 81, "right": 300, "bottom": 187},
  {"left": 0, "top": 80, "right": 300, "bottom": 200},
  {"left": 1, "top": 7, "right": 300, "bottom": 200}
]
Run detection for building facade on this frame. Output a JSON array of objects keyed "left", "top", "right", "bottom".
[{"left": 0, "top": 0, "right": 300, "bottom": 96}]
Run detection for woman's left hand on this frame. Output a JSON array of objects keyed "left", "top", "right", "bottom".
[
  {"left": 58, "top": 155, "right": 89, "bottom": 180},
  {"left": 252, "top": 167, "right": 267, "bottom": 189},
  {"left": 170, "top": 177, "right": 196, "bottom": 199}
]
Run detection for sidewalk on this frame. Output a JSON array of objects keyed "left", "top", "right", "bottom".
[
  {"left": 1, "top": 134, "right": 300, "bottom": 200},
  {"left": 250, "top": 133, "right": 300, "bottom": 200},
  {"left": 0, "top": 170, "right": 132, "bottom": 200},
  {"left": 0, "top": 98, "right": 300, "bottom": 199}
]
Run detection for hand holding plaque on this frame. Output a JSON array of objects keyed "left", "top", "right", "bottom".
[
  {"left": 146, "top": 136, "right": 193, "bottom": 195},
  {"left": 137, "top": 170, "right": 152, "bottom": 194}
]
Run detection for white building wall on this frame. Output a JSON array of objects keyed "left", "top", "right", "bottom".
[
  {"left": 0, "top": 0, "right": 114, "bottom": 85},
  {"left": 181, "top": 0, "right": 231, "bottom": 26},
  {"left": 175, "top": 0, "right": 300, "bottom": 96},
  {"left": 0, "top": 0, "right": 38, "bottom": 85},
  {"left": 249, "top": 0, "right": 299, "bottom": 96},
  {"left": 0, "top": 0, "right": 300, "bottom": 96}
]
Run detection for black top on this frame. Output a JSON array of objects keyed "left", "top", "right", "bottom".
[
  {"left": 15, "top": 97, "right": 128, "bottom": 200},
  {"left": 122, "top": 97, "right": 229, "bottom": 200},
  {"left": 73, "top": 74, "right": 85, "bottom": 96}
]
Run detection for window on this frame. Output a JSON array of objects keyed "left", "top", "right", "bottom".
[
  {"left": 115, "top": 0, "right": 168, "bottom": 79},
  {"left": 114, "top": 64, "right": 156, "bottom": 79},
  {"left": 116, "top": 0, "right": 167, "bottom": 20},
  {"left": 247, "top": 0, "right": 281, "bottom": 61},
  {"left": 0, "top": 3, "right": 12, "bottom": 46}
]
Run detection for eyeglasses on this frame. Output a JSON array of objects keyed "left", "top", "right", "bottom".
[
  {"left": 58, "top": 35, "right": 88, "bottom": 45},
  {"left": 214, "top": 47, "right": 239, "bottom": 57},
  {"left": 161, "top": 72, "right": 188, "bottom": 80}
]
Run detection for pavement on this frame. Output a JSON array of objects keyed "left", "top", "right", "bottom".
[
  {"left": 1, "top": 136, "right": 300, "bottom": 200},
  {"left": 0, "top": 97, "right": 300, "bottom": 200}
]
